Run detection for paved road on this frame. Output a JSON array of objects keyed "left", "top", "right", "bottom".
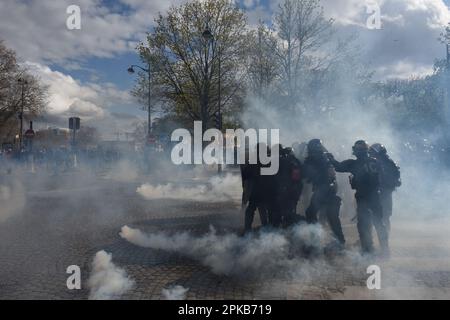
[{"left": 0, "top": 171, "right": 449, "bottom": 300}]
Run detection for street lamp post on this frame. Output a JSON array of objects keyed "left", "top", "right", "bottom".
[
  {"left": 217, "top": 43, "right": 223, "bottom": 174},
  {"left": 202, "top": 25, "right": 223, "bottom": 173},
  {"left": 128, "top": 64, "right": 152, "bottom": 137},
  {"left": 202, "top": 25, "right": 213, "bottom": 135},
  {"left": 17, "top": 78, "right": 28, "bottom": 152},
  {"left": 447, "top": 43, "right": 450, "bottom": 67},
  {"left": 446, "top": 43, "right": 450, "bottom": 135}
]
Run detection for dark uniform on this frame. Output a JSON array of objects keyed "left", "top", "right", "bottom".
[
  {"left": 369, "top": 143, "right": 401, "bottom": 233},
  {"left": 278, "top": 147, "right": 303, "bottom": 226},
  {"left": 241, "top": 145, "right": 274, "bottom": 232},
  {"left": 330, "top": 140, "right": 389, "bottom": 254},
  {"left": 303, "top": 139, "right": 345, "bottom": 245},
  {"left": 268, "top": 145, "right": 302, "bottom": 227}
]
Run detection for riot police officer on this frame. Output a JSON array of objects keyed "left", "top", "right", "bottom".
[
  {"left": 292, "top": 142, "right": 308, "bottom": 162},
  {"left": 279, "top": 147, "right": 303, "bottom": 226},
  {"left": 242, "top": 144, "right": 273, "bottom": 233},
  {"left": 330, "top": 140, "right": 389, "bottom": 255},
  {"left": 303, "top": 139, "right": 345, "bottom": 245},
  {"left": 268, "top": 144, "right": 302, "bottom": 227},
  {"left": 369, "top": 143, "right": 401, "bottom": 233}
]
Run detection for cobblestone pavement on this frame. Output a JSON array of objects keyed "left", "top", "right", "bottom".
[{"left": 0, "top": 171, "right": 449, "bottom": 300}]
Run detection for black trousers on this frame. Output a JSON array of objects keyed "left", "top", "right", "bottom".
[
  {"left": 380, "top": 190, "right": 393, "bottom": 233},
  {"left": 356, "top": 192, "right": 389, "bottom": 253},
  {"left": 305, "top": 188, "right": 345, "bottom": 244},
  {"left": 245, "top": 200, "right": 269, "bottom": 231},
  {"left": 269, "top": 192, "right": 300, "bottom": 228}
]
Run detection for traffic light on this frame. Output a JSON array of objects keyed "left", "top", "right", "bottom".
[{"left": 69, "top": 117, "right": 80, "bottom": 130}]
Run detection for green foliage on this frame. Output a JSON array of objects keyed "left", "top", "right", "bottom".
[
  {"left": 0, "top": 40, "right": 48, "bottom": 143},
  {"left": 134, "top": 0, "right": 248, "bottom": 131}
]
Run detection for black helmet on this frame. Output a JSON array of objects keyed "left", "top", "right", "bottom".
[
  {"left": 272, "top": 143, "right": 283, "bottom": 154},
  {"left": 283, "top": 147, "right": 293, "bottom": 156},
  {"left": 352, "top": 140, "right": 369, "bottom": 156},
  {"left": 369, "top": 143, "right": 387, "bottom": 156},
  {"left": 307, "top": 139, "right": 324, "bottom": 154}
]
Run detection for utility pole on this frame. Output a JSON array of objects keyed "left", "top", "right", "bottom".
[
  {"left": 447, "top": 43, "right": 450, "bottom": 67},
  {"left": 17, "top": 78, "right": 27, "bottom": 152},
  {"left": 147, "top": 66, "right": 151, "bottom": 135},
  {"left": 217, "top": 41, "right": 223, "bottom": 174},
  {"left": 446, "top": 44, "right": 450, "bottom": 124},
  {"left": 128, "top": 63, "right": 152, "bottom": 138},
  {"left": 203, "top": 24, "right": 223, "bottom": 174},
  {"left": 258, "top": 27, "right": 263, "bottom": 99}
]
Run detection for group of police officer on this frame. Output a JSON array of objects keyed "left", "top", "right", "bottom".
[{"left": 240, "top": 139, "right": 401, "bottom": 256}]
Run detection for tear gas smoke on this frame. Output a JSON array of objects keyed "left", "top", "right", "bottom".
[
  {"left": 162, "top": 285, "right": 189, "bottom": 300},
  {"left": 120, "top": 224, "right": 326, "bottom": 276},
  {"left": 104, "top": 160, "right": 139, "bottom": 182},
  {"left": 88, "top": 250, "right": 134, "bottom": 300},
  {"left": 0, "top": 179, "right": 25, "bottom": 223},
  {"left": 137, "top": 173, "right": 241, "bottom": 202}
]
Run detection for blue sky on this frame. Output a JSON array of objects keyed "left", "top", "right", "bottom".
[
  {"left": 1, "top": 0, "right": 449, "bottom": 138},
  {"left": 48, "top": 0, "right": 274, "bottom": 91},
  {"left": 48, "top": 0, "right": 450, "bottom": 90}
]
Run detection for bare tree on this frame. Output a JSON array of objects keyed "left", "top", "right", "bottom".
[
  {"left": 133, "top": 0, "right": 249, "bottom": 133},
  {"left": 274, "top": 0, "right": 333, "bottom": 104},
  {"left": 245, "top": 22, "right": 279, "bottom": 101},
  {"left": 0, "top": 40, "right": 48, "bottom": 143}
]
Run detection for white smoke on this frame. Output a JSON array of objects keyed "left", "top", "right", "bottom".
[
  {"left": 120, "top": 223, "right": 326, "bottom": 276},
  {"left": 0, "top": 180, "right": 25, "bottom": 223},
  {"left": 162, "top": 285, "right": 189, "bottom": 300},
  {"left": 136, "top": 173, "right": 241, "bottom": 202},
  {"left": 88, "top": 250, "right": 134, "bottom": 300},
  {"left": 104, "top": 160, "right": 139, "bottom": 182},
  {"left": 292, "top": 222, "right": 324, "bottom": 248}
]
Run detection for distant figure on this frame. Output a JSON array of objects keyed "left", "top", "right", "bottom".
[
  {"left": 369, "top": 143, "right": 401, "bottom": 233},
  {"left": 303, "top": 139, "right": 345, "bottom": 246},
  {"left": 330, "top": 140, "right": 389, "bottom": 255}
]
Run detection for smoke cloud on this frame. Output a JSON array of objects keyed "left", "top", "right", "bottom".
[
  {"left": 0, "top": 178, "right": 26, "bottom": 223},
  {"left": 88, "top": 250, "right": 134, "bottom": 300},
  {"left": 162, "top": 285, "right": 189, "bottom": 300},
  {"left": 120, "top": 223, "right": 327, "bottom": 276},
  {"left": 137, "top": 173, "right": 241, "bottom": 202},
  {"left": 104, "top": 160, "right": 139, "bottom": 183}
]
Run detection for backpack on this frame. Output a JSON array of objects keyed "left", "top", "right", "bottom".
[
  {"left": 381, "top": 158, "right": 401, "bottom": 190},
  {"left": 351, "top": 157, "right": 380, "bottom": 193}
]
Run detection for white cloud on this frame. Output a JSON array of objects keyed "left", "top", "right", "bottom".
[
  {"left": 0, "top": 0, "right": 183, "bottom": 65},
  {"left": 376, "top": 60, "right": 434, "bottom": 80},
  {"left": 3, "top": 0, "right": 447, "bottom": 80},
  {"left": 251, "top": 0, "right": 449, "bottom": 79},
  {"left": 322, "top": 0, "right": 450, "bottom": 79},
  {"left": 25, "top": 61, "right": 132, "bottom": 116},
  {"left": 1, "top": 0, "right": 448, "bottom": 97},
  {"left": 242, "top": 0, "right": 259, "bottom": 9},
  {"left": 68, "top": 99, "right": 106, "bottom": 118},
  {"left": 24, "top": 61, "right": 140, "bottom": 138}
]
